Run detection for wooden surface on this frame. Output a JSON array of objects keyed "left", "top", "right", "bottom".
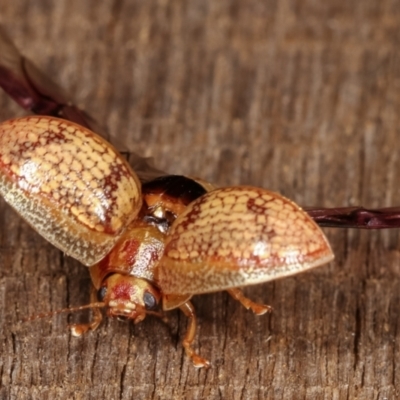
[{"left": 1, "top": 1, "right": 400, "bottom": 399}]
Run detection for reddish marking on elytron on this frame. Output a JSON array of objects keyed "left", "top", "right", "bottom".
[
  {"left": 111, "top": 281, "right": 136, "bottom": 301},
  {"left": 247, "top": 197, "right": 269, "bottom": 214}
]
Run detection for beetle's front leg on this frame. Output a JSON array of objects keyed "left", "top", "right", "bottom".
[
  {"left": 227, "top": 288, "right": 272, "bottom": 315},
  {"left": 179, "top": 301, "right": 210, "bottom": 368},
  {"left": 70, "top": 285, "right": 103, "bottom": 336}
]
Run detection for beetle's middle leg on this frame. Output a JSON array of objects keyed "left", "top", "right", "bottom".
[{"left": 227, "top": 288, "right": 272, "bottom": 315}]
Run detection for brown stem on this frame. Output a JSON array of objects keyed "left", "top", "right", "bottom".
[{"left": 305, "top": 207, "right": 400, "bottom": 229}]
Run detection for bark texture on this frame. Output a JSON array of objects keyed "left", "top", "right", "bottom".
[{"left": 1, "top": 1, "right": 400, "bottom": 399}]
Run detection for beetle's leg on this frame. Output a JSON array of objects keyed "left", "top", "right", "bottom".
[
  {"left": 227, "top": 288, "right": 272, "bottom": 315},
  {"left": 179, "top": 301, "right": 210, "bottom": 368},
  {"left": 69, "top": 286, "right": 103, "bottom": 336}
]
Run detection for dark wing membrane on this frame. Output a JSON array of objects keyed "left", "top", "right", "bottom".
[
  {"left": 0, "top": 27, "right": 165, "bottom": 182},
  {"left": 0, "top": 27, "right": 82, "bottom": 123}
]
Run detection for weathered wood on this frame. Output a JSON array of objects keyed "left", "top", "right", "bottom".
[{"left": 1, "top": 0, "right": 400, "bottom": 398}]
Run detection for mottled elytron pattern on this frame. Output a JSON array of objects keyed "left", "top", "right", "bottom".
[
  {"left": 0, "top": 116, "right": 142, "bottom": 265},
  {"left": 157, "top": 186, "right": 334, "bottom": 294}
]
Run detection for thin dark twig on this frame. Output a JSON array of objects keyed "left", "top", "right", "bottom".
[{"left": 305, "top": 207, "right": 400, "bottom": 229}]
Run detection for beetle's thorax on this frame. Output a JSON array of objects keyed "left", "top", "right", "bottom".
[
  {"left": 89, "top": 220, "right": 166, "bottom": 288},
  {"left": 89, "top": 176, "right": 209, "bottom": 290}
]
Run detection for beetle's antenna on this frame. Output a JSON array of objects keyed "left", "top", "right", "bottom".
[{"left": 23, "top": 302, "right": 106, "bottom": 323}]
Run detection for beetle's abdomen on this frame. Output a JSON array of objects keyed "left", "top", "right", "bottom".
[{"left": 0, "top": 116, "right": 142, "bottom": 265}]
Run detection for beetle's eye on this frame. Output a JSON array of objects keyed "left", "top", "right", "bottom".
[
  {"left": 97, "top": 286, "right": 107, "bottom": 302},
  {"left": 143, "top": 292, "right": 157, "bottom": 310}
]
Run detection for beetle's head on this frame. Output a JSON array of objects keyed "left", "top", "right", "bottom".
[{"left": 97, "top": 273, "right": 162, "bottom": 323}]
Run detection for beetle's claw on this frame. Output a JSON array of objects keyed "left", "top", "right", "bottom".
[
  {"left": 227, "top": 288, "right": 272, "bottom": 316},
  {"left": 182, "top": 339, "right": 211, "bottom": 368},
  {"left": 69, "top": 324, "right": 86, "bottom": 337},
  {"left": 69, "top": 323, "right": 93, "bottom": 337},
  {"left": 251, "top": 303, "right": 273, "bottom": 316},
  {"left": 191, "top": 354, "right": 211, "bottom": 369}
]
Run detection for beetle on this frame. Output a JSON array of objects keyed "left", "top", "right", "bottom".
[
  {"left": 0, "top": 115, "right": 333, "bottom": 367},
  {"left": 1, "top": 28, "right": 399, "bottom": 368}
]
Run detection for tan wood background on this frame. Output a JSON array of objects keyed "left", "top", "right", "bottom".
[{"left": 1, "top": 1, "right": 400, "bottom": 399}]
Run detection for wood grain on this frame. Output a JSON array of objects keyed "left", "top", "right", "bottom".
[{"left": 1, "top": 0, "right": 400, "bottom": 398}]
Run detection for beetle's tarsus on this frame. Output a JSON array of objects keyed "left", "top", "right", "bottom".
[
  {"left": 69, "top": 312, "right": 102, "bottom": 336},
  {"left": 227, "top": 288, "right": 272, "bottom": 315},
  {"left": 69, "top": 287, "right": 103, "bottom": 336},
  {"left": 69, "top": 311, "right": 102, "bottom": 336},
  {"left": 70, "top": 323, "right": 90, "bottom": 337},
  {"left": 183, "top": 342, "right": 211, "bottom": 368}
]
